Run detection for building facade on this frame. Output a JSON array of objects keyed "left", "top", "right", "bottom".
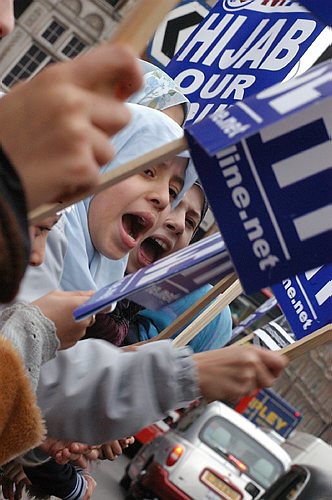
[{"left": 0, "top": 0, "right": 138, "bottom": 91}]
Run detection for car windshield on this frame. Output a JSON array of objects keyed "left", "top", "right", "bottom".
[{"left": 200, "top": 417, "right": 284, "bottom": 489}]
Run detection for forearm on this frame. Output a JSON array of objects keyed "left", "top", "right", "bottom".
[
  {"left": 37, "top": 339, "right": 200, "bottom": 444},
  {"left": 0, "top": 302, "right": 59, "bottom": 390}
]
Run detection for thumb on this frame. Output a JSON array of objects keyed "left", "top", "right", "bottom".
[
  {"left": 74, "top": 290, "right": 95, "bottom": 297},
  {"left": 62, "top": 290, "right": 94, "bottom": 298}
]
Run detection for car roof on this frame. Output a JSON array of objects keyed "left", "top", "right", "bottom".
[{"left": 204, "top": 402, "right": 292, "bottom": 466}]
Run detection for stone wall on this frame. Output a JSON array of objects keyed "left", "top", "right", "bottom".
[{"left": 273, "top": 342, "right": 332, "bottom": 444}]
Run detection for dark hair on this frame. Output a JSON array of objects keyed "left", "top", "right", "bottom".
[{"left": 193, "top": 180, "right": 208, "bottom": 224}]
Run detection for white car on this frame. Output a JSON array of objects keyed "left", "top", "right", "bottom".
[{"left": 124, "top": 401, "right": 291, "bottom": 499}]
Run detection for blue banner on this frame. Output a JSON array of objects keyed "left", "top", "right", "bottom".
[
  {"left": 242, "top": 388, "right": 302, "bottom": 438},
  {"left": 272, "top": 264, "right": 332, "bottom": 339},
  {"left": 74, "top": 232, "right": 233, "bottom": 320},
  {"left": 185, "top": 61, "right": 332, "bottom": 292},
  {"left": 167, "top": 0, "right": 330, "bottom": 124},
  {"left": 232, "top": 296, "right": 278, "bottom": 337},
  {"left": 298, "top": 0, "right": 332, "bottom": 26}
]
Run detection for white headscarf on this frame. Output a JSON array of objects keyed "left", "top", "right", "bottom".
[
  {"left": 130, "top": 60, "right": 191, "bottom": 123},
  {"left": 61, "top": 104, "right": 192, "bottom": 292}
]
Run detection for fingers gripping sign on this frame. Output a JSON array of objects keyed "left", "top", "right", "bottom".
[
  {"left": 33, "top": 290, "right": 95, "bottom": 350},
  {"left": 194, "top": 345, "right": 289, "bottom": 403}
]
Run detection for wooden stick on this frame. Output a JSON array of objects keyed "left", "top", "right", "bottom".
[
  {"left": 133, "top": 273, "right": 239, "bottom": 346},
  {"left": 173, "top": 278, "right": 243, "bottom": 348},
  {"left": 108, "top": 0, "right": 179, "bottom": 53},
  {"left": 233, "top": 324, "right": 331, "bottom": 358},
  {"left": 233, "top": 333, "right": 254, "bottom": 345},
  {"left": 279, "top": 323, "right": 332, "bottom": 361},
  {"left": 29, "top": 137, "right": 186, "bottom": 223}
]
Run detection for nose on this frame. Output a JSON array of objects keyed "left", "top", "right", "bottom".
[
  {"left": 29, "top": 243, "right": 46, "bottom": 267},
  {"left": 148, "top": 186, "right": 170, "bottom": 212},
  {"left": 165, "top": 213, "right": 185, "bottom": 235},
  {"left": 29, "top": 250, "right": 44, "bottom": 267}
]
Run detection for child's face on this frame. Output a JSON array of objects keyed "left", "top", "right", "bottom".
[
  {"left": 127, "top": 184, "right": 204, "bottom": 273},
  {"left": 29, "top": 215, "right": 61, "bottom": 267},
  {"left": 88, "top": 156, "right": 188, "bottom": 260},
  {"left": 1, "top": 0, "right": 15, "bottom": 37}
]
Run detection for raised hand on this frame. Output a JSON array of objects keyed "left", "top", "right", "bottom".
[
  {"left": 33, "top": 290, "right": 95, "bottom": 349},
  {"left": 0, "top": 44, "right": 142, "bottom": 210},
  {"left": 194, "top": 345, "right": 288, "bottom": 403}
]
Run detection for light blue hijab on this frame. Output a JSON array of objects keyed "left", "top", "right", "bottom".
[
  {"left": 61, "top": 104, "right": 194, "bottom": 293},
  {"left": 129, "top": 60, "right": 196, "bottom": 204}
]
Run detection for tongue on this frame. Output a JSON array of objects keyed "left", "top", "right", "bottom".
[{"left": 140, "top": 239, "right": 159, "bottom": 264}]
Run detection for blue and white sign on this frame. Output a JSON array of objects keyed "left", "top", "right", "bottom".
[
  {"left": 243, "top": 388, "right": 302, "bottom": 438},
  {"left": 232, "top": 296, "right": 278, "bottom": 337},
  {"left": 297, "top": 0, "right": 332, "bottom": 26},
  {"left": 185, "top": 61, "right": 332, "bottom": 293},
  {"left": 167, "top": 0, "right": 330, "bottom": 124},
  {"left": 74, "top": 232, "right": 233, "bottom": 320},
  {"left": 272, "top": 264, "right": 332, "bottom": 339}
]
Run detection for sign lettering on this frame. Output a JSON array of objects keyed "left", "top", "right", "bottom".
[
  {"left": 167, "top": 0, "right": 330, "bottom": 124},
  {"left": 272, "top": 264, "right": 332, "bottom": 339},
  {"left": 185, "top": 61, "right": 332, "bottom": 292}
]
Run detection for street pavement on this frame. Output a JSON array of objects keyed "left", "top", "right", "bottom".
[{"left": 89, "top": 454, "right": 129, "bottom": 499}]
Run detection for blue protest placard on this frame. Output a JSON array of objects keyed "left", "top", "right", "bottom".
[
  {"left": 185, "top": 61, "right": 332, "bottom": 293},
  {"left": 242, "top": 388, "right": 302, "bottom": 438},
  {"left": 166, "top": 0, "right": 330, "bottom": 124},
  {"left": 272, "top": 264, "right": 332, "bottom": 339},
  {"left": 232, "top": 296, "right": 278, "bottom": 337},
  {"left": 74, "top": 232, "right": 233, "bottom": 320},
  {"left": 298, "top": 0, "right": 332, "bottom": 26}
]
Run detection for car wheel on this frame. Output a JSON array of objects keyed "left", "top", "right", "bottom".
[{"left": 120, "top": 472, "right": 132, "bottom": 490}]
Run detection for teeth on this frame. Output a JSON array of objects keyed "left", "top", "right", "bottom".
[
  {"left": 153, "top": 238, "right": 167, "bottom": 250},
  {"left": 138, "top": 216, "right": 147, "bottom": 227}
]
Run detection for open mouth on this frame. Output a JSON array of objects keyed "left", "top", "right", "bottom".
[
  {"left": 138, "top": 236, "right": 171, "bottom": 266},
  {"left": 122, "top": 213, "right": 154, "bottom": 246}
]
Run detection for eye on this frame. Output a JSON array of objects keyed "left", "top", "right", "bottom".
[
  {"left": 185, "top": 218, "right": 196, "bottom": 229},
  {"left": 144, "top": 168, "right": 155, "bottom": 178},
  {"left": 39, "top": 227, "right": 51, "bottom": 233},
  {"left": 169, "top": 187, "right": 179, "bottom": 200}
]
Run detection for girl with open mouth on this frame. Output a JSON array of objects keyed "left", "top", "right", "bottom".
[
  {"left": 121, "top": 182, "right": 232, "bottom": 352},
  {"left": 59, "top": 103, "right": 195, "bottom": 294}
]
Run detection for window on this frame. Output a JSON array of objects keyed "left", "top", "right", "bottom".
[
  {"left": 3, "top": 45, "right": 49, "bottom": 88},
  {"left": 105, "top": 0, "right": 122, "bottom": 6},
  {"left": 42, "top": 20, "right": 66, "bottom": 44},
  {"left": 62, "top": 36, "right": 86, "bottom": 59},
  {"left": 200, "top": 417, "right": 284, "bottom": 489}
]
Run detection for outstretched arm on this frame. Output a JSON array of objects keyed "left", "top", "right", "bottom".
[{"left": 37, "top": 339, "right": 287, "bottom": 444}]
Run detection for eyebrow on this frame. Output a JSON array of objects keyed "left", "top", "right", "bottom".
[
  {"left": 187, "top": 207, "right": 201, "bottom": 223},
  {"left": 159, "top": 162, "right": 185, "bottom": 190}
]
